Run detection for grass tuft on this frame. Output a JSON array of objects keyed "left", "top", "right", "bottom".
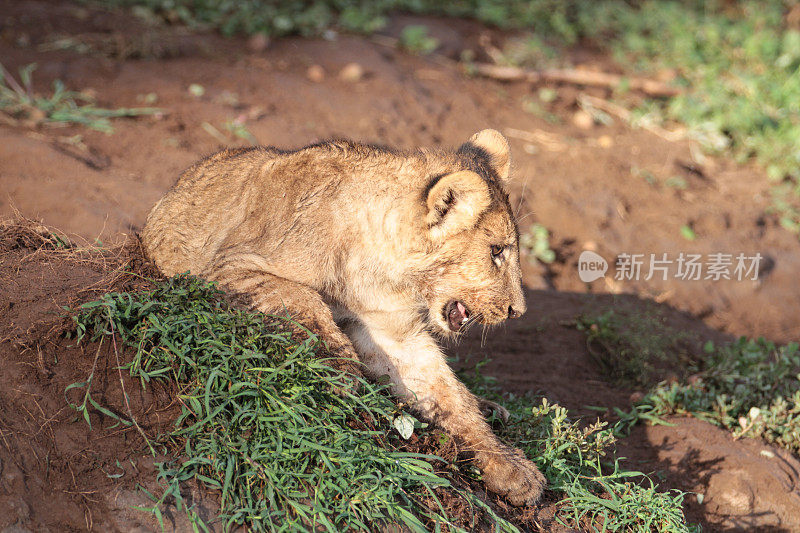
[
  {"left": 71, "top": 274, "right": 476, "bottom": 531},
  {"left": 69, "top": 275, "right": 694, "bottom": 531},
  {"left": 619, "top": 337, "right": 800, "bottom": 453},
  {"left": 0, "top": 63, "right": 160, "bottom": 132},
  {"left": 575, "top": 309, "right": 695, "bottom": 387},
  {"left": 459, "top": 361, "right": 695, "bottom": 532}
]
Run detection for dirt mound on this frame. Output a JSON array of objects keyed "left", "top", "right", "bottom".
[
  {"left": 618, "top": 418, "right": 800, "bottom": 532},
  {"left": 0, "top": 222, "right": 214, "bottom": 532}
]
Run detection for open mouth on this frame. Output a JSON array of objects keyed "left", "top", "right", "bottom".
[{"left": 444, "top": 300, "right": 471, "bottom": 332}]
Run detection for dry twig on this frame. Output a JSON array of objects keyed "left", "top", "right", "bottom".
[
  {"left": 578, "top": 93, "right": 685, "bottom": 142},
  {"left": 471, "top": 62, "right": 681, "bottom": 98}
]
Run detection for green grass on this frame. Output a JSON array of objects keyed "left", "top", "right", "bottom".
[
  {"left": 618, "top": 337, "right": 800, "bottom": 453},
  {"left": 96, "top": 0, "right": 631, "bottom": 40},
  {"left": 575, "top": 309, "right": 695, "bottom": 388},
  {"left": 71, "top": 275, "right": 476, "bottom": 531},
  {"left": 576, "top": 308, "right": 800, "bottom": 456},
  {"left": 68, "top": 275, "right": 694, "bottom": 532},
  {"left": 0, "top": 63, "right": 160, "bottom": 132},
  {"left": 459, "top": 363, "right": 695, "bottom": 532},
  {"left": 595, "top": 1, "right": 800, "bottom": 235},
  {"left": 399, "top": 25, "right": 439, "bottom": 55},
  {"left": 520, "top": 223, "right": 556, "bottom": 265}
]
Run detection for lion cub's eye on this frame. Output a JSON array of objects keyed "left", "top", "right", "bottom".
[{"left": 490, "top": 245, "right": 504, "bottom": 258}]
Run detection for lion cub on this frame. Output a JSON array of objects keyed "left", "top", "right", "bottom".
[{"left": 142, "top": 130, "right": 545, "bottom": 505}]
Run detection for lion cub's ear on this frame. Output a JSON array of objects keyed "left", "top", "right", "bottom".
[
  {"left": 461, "top": 129, "right": 511, "bottom": 181},
  {"left": 426, "top": 170, "right": 491, "bottom": 240}
]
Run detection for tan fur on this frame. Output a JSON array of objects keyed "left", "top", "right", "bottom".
[{"left": 141, "top": 130, "right": 545, "bottom": 505}]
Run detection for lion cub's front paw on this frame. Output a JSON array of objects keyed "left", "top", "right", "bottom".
[{"left": 479, "top": 446, "right": 546, "bottom": 506}]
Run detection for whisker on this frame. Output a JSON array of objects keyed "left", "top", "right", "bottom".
[
  {"left": 515, "top": 175, "right": 530, "bottom": 218},
  {"left": 461, "top": 313, "right": 482, "bottom": 336},
  {"left": 515, "top": 210, "right": 536, "bottom": 225}
]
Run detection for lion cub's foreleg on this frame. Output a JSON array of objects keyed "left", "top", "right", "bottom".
[
  {"left": 344, "top": 321, "right": 545, "bottom": 506},
  {"left": 202, "top": 260, "right": 361, "bottom": 377}
]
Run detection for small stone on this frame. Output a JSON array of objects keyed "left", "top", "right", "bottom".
[
  {"left": 572, "top": 110, "right": 594, "bottom": 129},
  {"left": 629, "top": 391, "right": 644, "bottom": 404},
  {"left": 306, "top": 65, "right": 325, "bottom": 83},
  {"left": 338, "top": 62, "right": 364, "bottom": 82},
  {"left": 27, "top": 108, "right": 46, "bottom": 124},
  {"left": 246, "top": 33, "right": 269, "bottom": 53},
  {"left": 15, "top": 33, "right": 30, "bottom": 48},
  {"left": 597, "top": 135, "right": 613, "bottom": 148},
  {"left": 657, "top": 68, "right": 678, "bottom": 82}
]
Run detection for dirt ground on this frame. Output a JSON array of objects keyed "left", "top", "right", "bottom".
[{"left": 2, "top": 1, "right": 800, "bottom": 531}]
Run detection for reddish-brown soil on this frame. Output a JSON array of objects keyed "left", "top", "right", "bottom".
[
  {"left": 0, "top": 233, "right": 220, "bottom": 532},
  {"left": 2, "top": 1, "right": 800, "bottom": 531}
]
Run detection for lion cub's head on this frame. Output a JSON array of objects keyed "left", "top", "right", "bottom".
[{"left": 421, "top": 129, "right": 526, "bottom": 337}]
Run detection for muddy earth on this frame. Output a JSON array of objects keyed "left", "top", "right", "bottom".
[{"left": 1, "top": 1, "right": 800, "bottom": 531}]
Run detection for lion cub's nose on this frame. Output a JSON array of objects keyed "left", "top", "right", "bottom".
[{"left": 508, "top": 304, "right": 525, "bottom": 319}]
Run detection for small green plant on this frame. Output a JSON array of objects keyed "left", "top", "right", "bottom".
[
  {"left": 521, "top": 96, "right": 560, "bottom": 124},
  {"left": 399, "top": 25, "right": 439, "bottom": 55},
  {"left": 679, "top": 225, "right": 696, "bottom": 242},
  {"left": 501, "top": 35, "right": 559, "bottom": 69},
  {"left": 520, "top": 223, "right": 555, "bottom": 264},
  {"left": 575, "top": 309, "right": 694, "bottom": 387},
  {"left": 620, "top": 338, "right": 800, "bottom": 453},
  {"left": 224, "top": 118, "right": 257, "bottom": 144},
  {"left": 0, "top": 63, "right": 160, "bottom": 133},
  {"left": 664, "top": 176, "right": 687, "bottom": 190},
  {"left": 631, "top": 166, "right": 657, "bottom": 186}
]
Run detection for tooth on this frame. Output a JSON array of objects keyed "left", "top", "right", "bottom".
[{"left": 461, "top": 317, "right": 468, "bottom": 324}]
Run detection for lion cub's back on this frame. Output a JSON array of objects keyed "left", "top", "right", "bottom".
[{"left": 142, "top": 147, "right": 281, "bottom": 276}]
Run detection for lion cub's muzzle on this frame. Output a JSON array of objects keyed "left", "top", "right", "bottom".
[
  {"left": 443, "top": 300, "right": 525, "bottom": 333},
  {"left": 444, "top": 300, "right": 472, "bottom": 332}
]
